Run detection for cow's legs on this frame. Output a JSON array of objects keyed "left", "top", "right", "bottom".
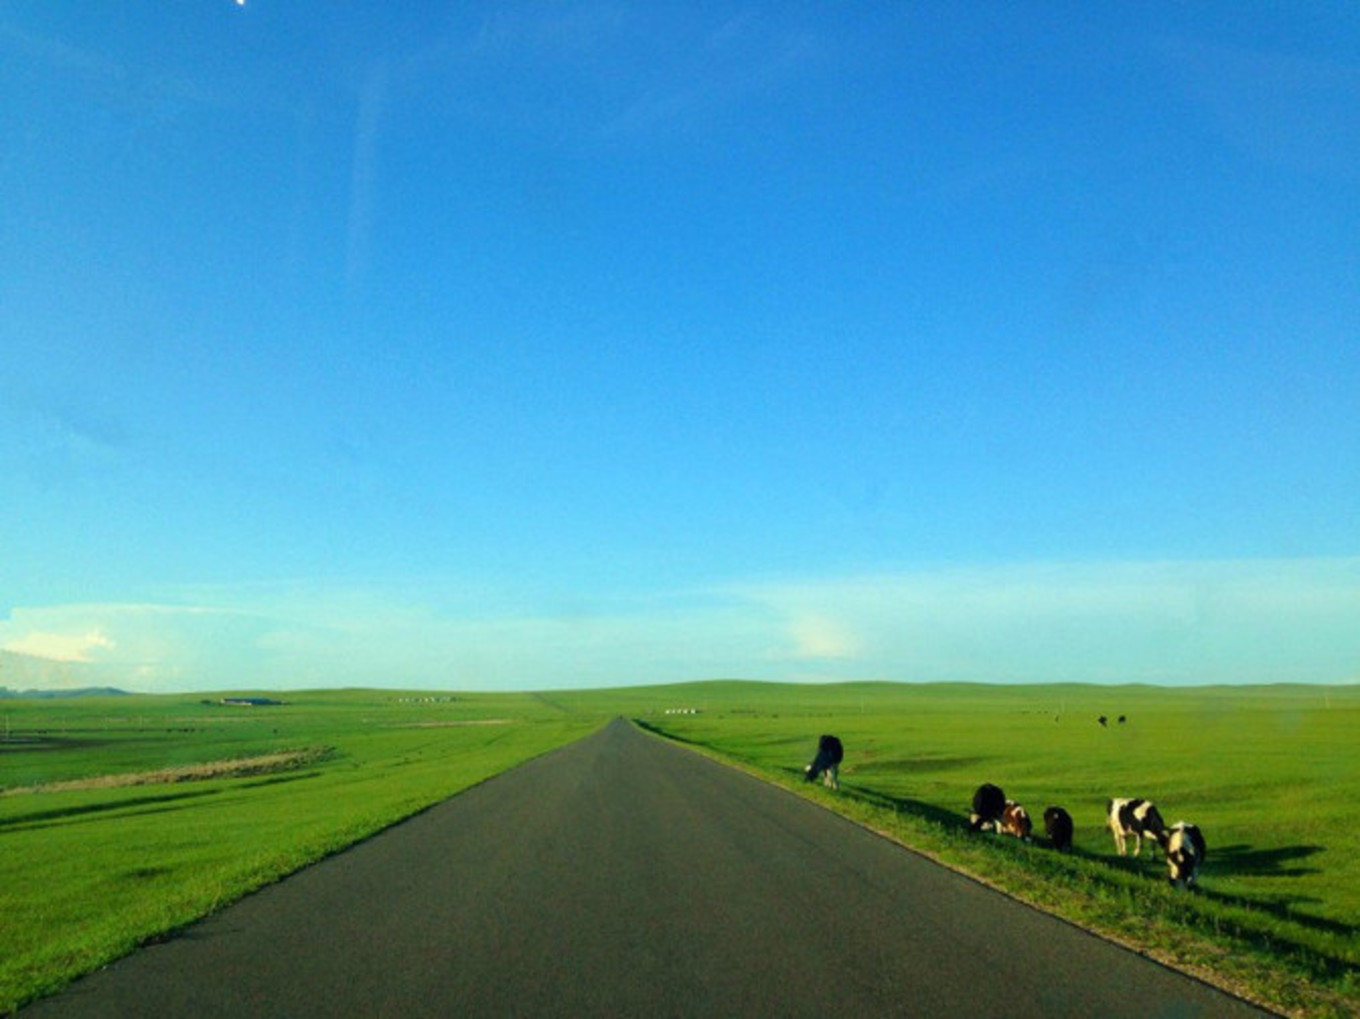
[{"left": 1111, "top": 825, "right": 1126, "bottom": 856}]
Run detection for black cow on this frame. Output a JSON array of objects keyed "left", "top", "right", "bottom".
[
  {"left": 804, "top": 734, "right": 843, "bottom": 789},
  {"left": 1107, "top": 797, "right": 1168, "bottom": 857},
  {"left": 1043, "top": 806, "right": 1074, "bottom": 852},
  {"left": 1165, "top": 822, "right": 1207, "bottom": 890},
  {"left": 969, "top": 783, "right": 1006, "bottom": 832}
]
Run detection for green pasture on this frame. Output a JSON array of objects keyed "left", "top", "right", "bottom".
[
  {"left": 625, "top": 680, "right": 1360, "bottom": 1017},
  {"left": 0, "top": 690, "right": 607, "bottom": 1013},
  {"left": 2, "top": 680, "right": 1357, "bottom": 1017}
]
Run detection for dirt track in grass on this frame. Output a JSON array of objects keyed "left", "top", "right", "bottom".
[{"left": 1, "top": 748, "right": 331, "bottom": 796}]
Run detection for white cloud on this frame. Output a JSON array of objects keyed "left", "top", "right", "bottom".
[
  {"left": 2, "top": 627, "right": 114, "bottom": 662},
  {"left": 786, "top": 614, "right": 859, "bottom": 661},
  {"left": 0, "top": 603, "right": 249, "bottom": 690}
]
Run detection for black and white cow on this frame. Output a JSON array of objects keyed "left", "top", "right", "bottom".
[
  {"left": 1000, "top": 801, "right": 1032, "bottom": 841},
  {"left": 804, "top": 734, "right": 844, "bottom": 789},
  {"left": 1107, "top": 797, "right": 1168, "bottom": 857},
  {"left": 969, "top": 783, "right": 1007, "bottom": 832},
  {"left": 1043, "top": 806, "right": 1074, "bottom": 852},
  {"left": 1165, "top": 821, "right": 1206, "bottom": 890}
]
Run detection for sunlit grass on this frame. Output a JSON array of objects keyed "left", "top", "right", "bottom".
[
  {"left": 631, "top": 680, "right": 1360, "bottom": 1018},
  {"left": 3, "top": 681, "right": 1357, "bottom": 1017},
  {"left": 0, "top": 691, "right": 607, "bottom": 1012}
]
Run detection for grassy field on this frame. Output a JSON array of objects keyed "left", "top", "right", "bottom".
[
  {"left": 616, "top": 680, "right": 1360, "bottom": 1018},
  {"left": 2, "top": 681, "right": 1357, "bottom": 1016},
  {"left": 0, "top": 689, "right": 608, "bottom": 1013}
]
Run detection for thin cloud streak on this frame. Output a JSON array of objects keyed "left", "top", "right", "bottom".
[{"left": 345, "top": 60, "right": 387, "bottom": 288}]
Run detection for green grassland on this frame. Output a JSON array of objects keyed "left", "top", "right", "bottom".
[
  {"left": 619, "top": 680, "right": 1360, "bottom": 1018},
  {"left": 2, "top": 681, "right": 1357, "bottom": 1017},
  {"left": 0, "top": 690, "right": 608, "bottom": 1013}
]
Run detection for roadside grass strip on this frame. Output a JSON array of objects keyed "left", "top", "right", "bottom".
[
  {"left": 638, "top": 726, "right": 1358, "bottom": 1018},
  {"left": 630, "top": 682, "right": 1360, "bottom": 1019},
  {"left": 0, "top": 692, "right": 606, "bottom": 1014}
]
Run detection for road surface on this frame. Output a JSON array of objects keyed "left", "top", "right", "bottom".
[{"left": 26, "top": 718, "right": 1271, "bottom": 1017}]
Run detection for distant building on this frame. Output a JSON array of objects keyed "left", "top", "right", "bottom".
[{"left": 219, "top": 697, "right": 284, "bottom": 707}]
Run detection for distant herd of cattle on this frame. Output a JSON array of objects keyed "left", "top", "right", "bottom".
[{"left": 804, "top": 735, "right": 1206, "bottom": 890}]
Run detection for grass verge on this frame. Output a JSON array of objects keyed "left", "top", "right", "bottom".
[
  {"left": 1, "top": 692, "right": 607, "bottom": 1014},
  {"left": 635, "top": 709, "right": 1359, "bottom": 1019}
]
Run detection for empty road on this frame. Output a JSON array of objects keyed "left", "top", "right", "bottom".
[{"left": 26, "top": 719, "right": 1270, "bottom": 1017}]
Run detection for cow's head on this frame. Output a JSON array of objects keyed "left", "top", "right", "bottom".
[
  {"left": 1165, "top": 823, "right": 1205, "bottom": 889},
  {"left": 1166, "top": 850, "right": 1197, "bottom": 888}
]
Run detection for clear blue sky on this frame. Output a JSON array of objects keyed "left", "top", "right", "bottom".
[{"left": 2, "top": 3, "right": 1357, "bottom": 692}]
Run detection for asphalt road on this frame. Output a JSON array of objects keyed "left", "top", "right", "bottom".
[{"left": 26, "top": 718, "right": 1271, "bottom": 1018}]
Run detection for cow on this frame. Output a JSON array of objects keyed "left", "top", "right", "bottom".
[
  {"left": 1043, "top": 806, "right": 1074, "bottom": 852},
  {"left": 1165, "top": 822, "right": 1207, "bottom": 890},
  {"left": 1107, "top": 797, "right": 1168, "bottom": 857},
  {"left": 804, "top": 734, "right": 843, "bottom": 790},
  {"left": 969, "top": 783, "right": 1006, "bottom": 832},
  {"left": 1000, "top": 801, "right": 1032, "bottom": 840}
]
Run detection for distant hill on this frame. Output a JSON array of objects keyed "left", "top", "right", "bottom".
[{"left": 0, "top": 685, "right": 130, "bottom": 699}]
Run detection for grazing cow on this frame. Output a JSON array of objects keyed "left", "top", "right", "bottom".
[
  {"left": 1043, "top": 806, "right": 1074, "bottom": 852},
  {"left": 804, "top": 734, "right": 843, "bottom": 789},
  {"left": 1107, "top": 798, "right": 1168, "bottom": 857},
  {"left": 1165, "top": 822, "right": 1207, "bottom": 890},
  {"left": 1000, "top": 801, "right": 1032, "bottom": 840},
  {"left": 969, "top": 783, "right": 1006, "bottom": 832}
]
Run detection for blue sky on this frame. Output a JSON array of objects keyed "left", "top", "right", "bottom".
[{"left": 2, "top": 3, "right": 1357, "bottom": 692}]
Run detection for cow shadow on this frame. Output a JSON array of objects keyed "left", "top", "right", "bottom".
[
  {"left": 1196, "top": 885, "right": 1353, "bottom": 938},
  {"left": 1191, "top": 843, "right": 1356, "bottom": 937},
  {"left": 774, "top": 763, "right": 1357, "bottom": 944},
  {"left": 1210, "top": 842, "right": 1324, "bottom": 879},
  {"left": 752, "top": 753, "right": 1360, "bottom": 944},
  {"left": 821, "top": 780, "right": 974, "bottom": 832},
  {"left": 854, "top": 756, "right": 990, "bottom": 777},
  {"left": 793, "top": 774, "right": 1086, "bottom": 843}
]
